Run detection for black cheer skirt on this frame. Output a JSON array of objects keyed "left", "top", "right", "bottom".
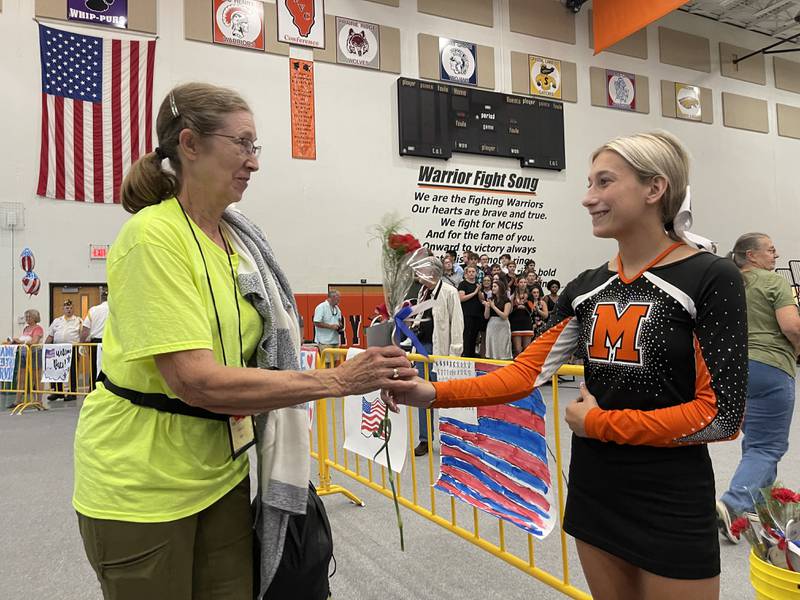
[{"left": 563, "top": 436, "right": 720, "bottom": 580}]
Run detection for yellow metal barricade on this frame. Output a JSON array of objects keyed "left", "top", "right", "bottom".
[
  {"left": 314, "top": 348, "right": 590, "bottom": 600},
  {"left": 20, "top": 343, "right": 100, "bottom": 412},
  {"left": 3, "top": 345, "right": 32, "bottom": 414}
]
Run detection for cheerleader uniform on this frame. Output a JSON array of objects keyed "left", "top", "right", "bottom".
[{"left": 431, "top": 247, "right": 747, "bottom": 579}]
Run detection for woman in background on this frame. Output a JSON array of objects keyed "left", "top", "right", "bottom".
[
  {"left": 510, "top": 279, "right": 534, "bottom": 356},
  {"left": 483, "top": 279, "right": 512, "bottom": 360},
  {"left": 716, "top": 233, "right": 800, "bottom": 542}
]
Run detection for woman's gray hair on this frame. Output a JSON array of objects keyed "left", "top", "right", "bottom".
[
  {"left": 428, "top": 257, "right": 444, "bottom": 279},
  {"left": 727, "top": 232, "right": 769, "bottom": 269},
  {"left": 24, "top": 309, "right": 41, "bottom": 323}
]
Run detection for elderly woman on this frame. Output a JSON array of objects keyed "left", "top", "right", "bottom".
[
  {"left": 716, "top": 233, "right": 800, "bottom": 542},
  {"left": 8, "top": 309, "right": 44, "bottom": 346},
  {"left": 72, "top": 83, "right": 415, "bottom": 600},
  {"left": 2, "top": 309, "right": 44, "bottom": 409}
]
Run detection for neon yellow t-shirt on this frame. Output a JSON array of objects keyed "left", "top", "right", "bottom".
[{"left": 73, "top": 198, "right": 263, "bottom": 522}]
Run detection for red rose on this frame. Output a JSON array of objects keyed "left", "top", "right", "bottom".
[
  {"left": 387, "top": 233, "right": 422, "bottom": 254},
  {"left": 730, "top": 516, "right": 749, "bottom": 540},
  {"left": 387, "top": 234, "right": 406, "bottom": 251},
  {"left": 771, "top": 487, "right": 798, "bottom": 504}
]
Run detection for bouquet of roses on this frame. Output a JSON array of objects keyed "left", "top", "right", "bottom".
[
  {"left": 364, "top": 215, "right": 436, "bottom": 552},
  {"left": 730, "top": 483, "right": 800, "bottom": 571},
  {"left": 367, "top": 214, "right": 436, "bottom": 355}
]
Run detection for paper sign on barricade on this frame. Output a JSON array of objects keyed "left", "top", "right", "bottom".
[
  {"left": 41, "top": 344, "right": 73, "bottom": 383},
  {"left": 300, "top": 345, "right": 318, "bottom": 429},
  {"left": 435, "top": 361, "right": 556, "bottom": 540},
  {"left": 0, "top": 345, "right": 19, "bottom": 383},
  {"left": 433, "top": 358, "right": 478, "bottom": 425},
  {"left": 343, "top": 348, "right": 408, "bottom": 473},
  {"left": 96, "top": 344, "right": 103, "bottom": 376}
]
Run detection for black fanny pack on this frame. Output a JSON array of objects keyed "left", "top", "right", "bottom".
[{"left": 98, "top": 373, "right": 227, "bottom": 421}]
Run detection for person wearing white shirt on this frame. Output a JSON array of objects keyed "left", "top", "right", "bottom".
[
  {"left": 46, "top": 299, "right": 83, "bottom": 401},
  {"left": 80, "top": 290, "right": 109, "bottom": 389},
  {"left": 313, "top": 290, "right": 342, "bottom": 349}
]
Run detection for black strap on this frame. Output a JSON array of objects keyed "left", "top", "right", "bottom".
[{"left": 98, "top": 373, "right": 228, "bottom": 421}]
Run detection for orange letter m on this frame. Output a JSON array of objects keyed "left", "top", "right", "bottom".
[{"left": 588, "top": 302, "right": 652, "bottom": 365}]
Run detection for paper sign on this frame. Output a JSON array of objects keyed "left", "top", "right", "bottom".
[
  {"left": 343, "top": 348, "right": 408, "bottom": 473},
  {"left": 213, "top": 0, "right": 266, "bottom": 51},
  {"left": 433, "top": 359, "right": 478, "bottom": 425},
  {"left": 529, "top": 55, "right": 562, "bottom": 100},
  {"left": 335, "top": 16, "right": 380, "bottom": 70},
  {"left": 439, "top": 38, "right": 477, "bottom": 86},
  {"left": 0, "top": 345, "right": 19, "bottom": 383},
  {"left": 606, "top": 70, "right": 636, "bottom": 111},
  {"left": 289, "top": 58, "right": 316, "bottom": 160},
  {"left": 675, "top": 82, "right": 701, "bottom": 121},
  {"left": 67, "top": 0, "right": 128, "bottom": 29},
  {"left": 277, "top": 0, "right": 325, "bottom": 49},
  {"left": 41, "top": 344, "right": 73, "bottom": 383}
]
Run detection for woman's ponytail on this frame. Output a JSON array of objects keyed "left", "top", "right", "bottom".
[{"left": 120, "top": 151, "right": 179, "bottom": 214}]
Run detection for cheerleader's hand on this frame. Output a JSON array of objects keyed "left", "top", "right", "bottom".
[{"left": 565, "top": 383, "right": 599, "bottom": 437}]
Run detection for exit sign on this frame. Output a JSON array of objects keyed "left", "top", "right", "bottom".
[{"left": 90, "top": 244, "right": 109, "bottom": 260}]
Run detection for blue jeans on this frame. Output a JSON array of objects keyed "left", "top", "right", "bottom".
[
  {"left": 721, "top": 360, "right": 796, "bottom": 514},
  {"left": 415, "top": 342, "right": 436, "bottom": 443}
]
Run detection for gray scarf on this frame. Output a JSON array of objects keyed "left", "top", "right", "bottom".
[{"left": 222, "top": 208, "right": 310, "bottom": 598}]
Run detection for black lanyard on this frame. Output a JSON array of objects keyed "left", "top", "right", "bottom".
[{"left": 177, "top": 201, "right": 244, "bottom": 368}]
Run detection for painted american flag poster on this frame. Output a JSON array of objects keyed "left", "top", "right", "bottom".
[
  {"left": 36, "top": 24, "right": 156, "bottom": 203},
  {"left": 343, "top": 348, "right": 408, "bottom": 473},
  {"left": 435, "top": 361, "right": 555, "bottom": 539}
]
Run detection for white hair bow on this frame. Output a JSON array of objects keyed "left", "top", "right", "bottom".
[{"left": 671, "top": 186, "right": 717, "bottom": 253}]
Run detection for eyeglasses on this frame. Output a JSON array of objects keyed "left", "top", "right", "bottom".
[{"left": 204, "top": 133, "right": 262, "bottom": 158}]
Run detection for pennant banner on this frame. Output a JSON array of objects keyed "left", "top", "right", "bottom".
[{"left": 593, "top": 0, "right": 687, "bottom": 55}]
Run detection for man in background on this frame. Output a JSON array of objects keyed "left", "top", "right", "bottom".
[
  {"left": 80, "top": 289, "right": 109, "bottom": 390},
  {"left": 46, "top": 299, "right": 82, "bottom": 401},
  {"left": 313, "top": 290, "right": 343, "bottom": 351}
]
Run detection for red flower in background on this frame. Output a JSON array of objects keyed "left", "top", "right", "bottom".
[
  {"left": 730, "top": 516, "right": 749, "bottom": 540},
  {"left": 771, "top": 487, "right": 799, "bottom": 504},
  {"left": 388, "top": 233, "right": 421, "bottom": 254}
]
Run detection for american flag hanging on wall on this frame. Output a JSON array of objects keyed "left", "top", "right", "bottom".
[{"left": 36, "top": 24, "right": 156, "bottom": 203}]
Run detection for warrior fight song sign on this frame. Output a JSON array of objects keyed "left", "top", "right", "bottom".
[{"left": 409, "top": 165, "right": 558, "bottom": 279}]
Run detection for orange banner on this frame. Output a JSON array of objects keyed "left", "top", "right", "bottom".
[
  {"left": 289, "top": 58, "right": 316, "bottom": 160},
  {"left": 593, "top": 0, "right": 688, "bottom": 55}
]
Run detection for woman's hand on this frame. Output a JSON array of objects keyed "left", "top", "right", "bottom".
[
  {"left": 380, "top": 377, "right": 435, "bottom": 412},
  {"left": 335, "top": 346, "right": 417, "bottom": 397},
  {"left": 565, "top": 383, "right": 599, "bottom": 437}
]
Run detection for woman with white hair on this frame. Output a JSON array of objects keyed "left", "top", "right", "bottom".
[{"left": 386, "top": 131, "right": 747, "bottom": 599}]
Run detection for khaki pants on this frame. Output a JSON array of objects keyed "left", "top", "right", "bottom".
[{"left": 78, "top": 477, "right": 252, "bottom": 600}]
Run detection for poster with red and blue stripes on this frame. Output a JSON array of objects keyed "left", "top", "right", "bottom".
[{"left": 435, "top": 361, "right": 555, "bottom": 539}]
